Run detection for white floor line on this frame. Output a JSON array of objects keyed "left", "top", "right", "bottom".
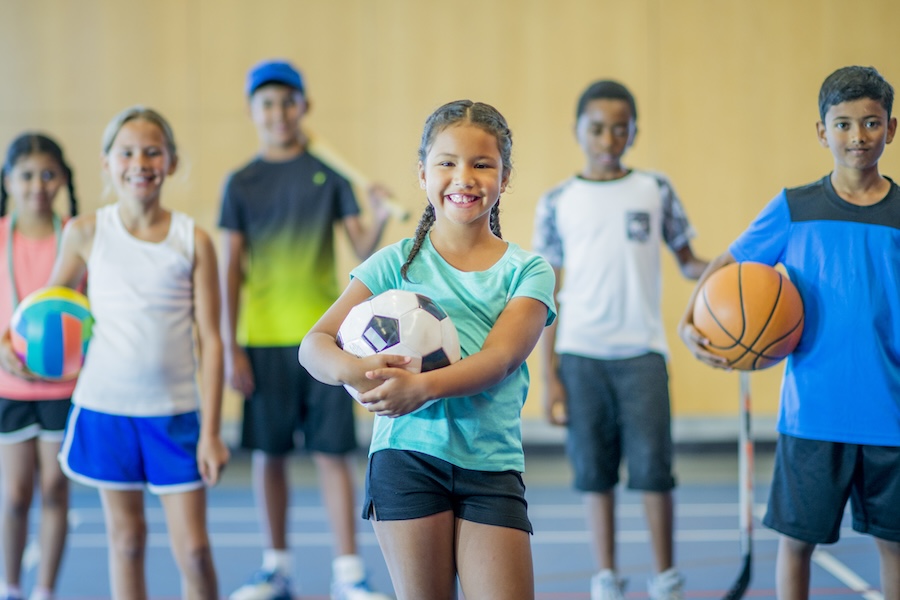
[{"left": 812, "top": 549, "right": 883, "bottom": 600}]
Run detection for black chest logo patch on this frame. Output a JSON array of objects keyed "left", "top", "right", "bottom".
[{"left": 626, "top": 211, "right": 650, "bottom": 242}]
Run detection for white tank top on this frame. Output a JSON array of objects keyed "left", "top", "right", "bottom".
[{"left": 73, "top": 204, "right": 200, "bottom": 416}]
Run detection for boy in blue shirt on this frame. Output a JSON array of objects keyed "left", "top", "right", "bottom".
[{"left": 680, "top": 65, "right": 900, "bottom": 599}]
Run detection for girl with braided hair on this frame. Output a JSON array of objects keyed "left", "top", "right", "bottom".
[
  {"left": 0, "top": 133, "right": 79, "bottom": 600},
  {"left": 300, "top": 99, "right": 556, "bottom": 600}
]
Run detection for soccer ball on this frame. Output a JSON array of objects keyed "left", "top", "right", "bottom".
[{"left": 337, "top": 289, "right": 461, "bottom": 410}]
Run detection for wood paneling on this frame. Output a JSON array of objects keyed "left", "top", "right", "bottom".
[{"left": 2, "top": 0, "right": 898, "bottom": 427}]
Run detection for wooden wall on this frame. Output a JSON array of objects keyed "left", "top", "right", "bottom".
[{"left": 2, "top": 0, "right": 898, "bottom": 438}]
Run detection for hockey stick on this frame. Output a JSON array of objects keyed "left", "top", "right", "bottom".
[
  {"left": 722, "top": 370, "right": 753, "bottom": 599},
  {"left": 306, "top": 132, "right": 411, "bottom": 222}
]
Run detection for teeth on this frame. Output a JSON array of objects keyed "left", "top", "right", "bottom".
[{"left": 448, "top": 194, "right": 474, "bottom": 204}]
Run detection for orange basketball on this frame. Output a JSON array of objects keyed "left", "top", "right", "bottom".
[{"left": 692, "top": 262, "right": 804, "bottom": 371}]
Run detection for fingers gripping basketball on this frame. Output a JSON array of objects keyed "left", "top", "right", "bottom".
[{"left": 692, "top": 262, "right": 804, "bottom": 370}]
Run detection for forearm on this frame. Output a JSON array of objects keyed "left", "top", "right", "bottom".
[
  {"left": 350, "top": 217, "right": 388, "bottom": 261},
  {"left": 681, "top": 251, "right": 736, "bottom": 325},
  {"left": 413, "top": 345, "right": 529, "bottom": 402},
  {"left": 198, "top": 334, "right": 225, "bottom": 437},
  {"left": 298, "top": 331, "right": 360, "bottom": 386}
]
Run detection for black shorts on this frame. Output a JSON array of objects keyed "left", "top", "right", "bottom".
[
  {"left": 241, "top": 346, "right": 357, "bottom": 456},
  {"left": 0, "top": 397, "right": 71, "bottom": 444},
  {"left": 763, "top": 434, "right": 900, "bottom": 544},
  {"left": 559, "top": 352, "right": 675, "bottom": 492},
  {"left": 362, "top": 449, "right": 533, "bottom": 534}
]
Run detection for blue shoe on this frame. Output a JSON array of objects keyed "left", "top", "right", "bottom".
[
  {"left": 229, "top": 569, "right": 293, "bottom": 600},
  {"left": 331, "top": 578, "right": 392, "bottom": 600}
]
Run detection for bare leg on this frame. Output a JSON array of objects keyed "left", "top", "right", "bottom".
[
  {"left": 643, "top": 491, "right": 674, "bottom": 572},
  {"left": 585, "top": 491, "right": 616, "bottom": 571},
  {"left": 252, "top": 451, "right": 289, "bottom": 550},
  {"left": 35, "top": 438, "right": 69, "bottom": 593},
  {"left": 456, "top": 520, "right": 534, "bottom": 600},
  {"left": 99, "top": 489, "right": 148, "bottom": 600},
  {"left": 372, "top": 511, "right": 457, "bottom": 600},
  {"left": 0, "top": 440, "right": 37, "bottom": 591},
  {"left": 160, "top": 488, "right": 218, "bottom": 600},
  {"left": 775, "top": 535, "right": 814, "bottom": 600},
  {"left": 313, "top": 452, "right": 357, "bottom": 556},
  {"left": 875, "top": 537, "right": 900, "bottom": 600}
]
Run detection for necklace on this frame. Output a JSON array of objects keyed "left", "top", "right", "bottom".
[{"left": 7, "top": 211, "right": 62, "bottom": 308}]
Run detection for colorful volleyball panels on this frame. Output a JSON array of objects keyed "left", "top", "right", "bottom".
[{"left": 10, "top": 286, "right": 93, "bottom": 381}]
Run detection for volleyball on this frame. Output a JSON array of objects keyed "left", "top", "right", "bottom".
[
  {"left": 692, "top": 262, "right": 804, "bottom": 371},
  {"left": 337, "top": 289, "right": 461, "bottom": 408},
  {"left": 10, "top": 286, "right": 93, "bottom": 381}
]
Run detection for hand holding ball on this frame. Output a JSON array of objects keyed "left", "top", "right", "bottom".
[
  {"left": 10, "top": 286, "right": 93, "bottom": 381},
  {"left": 337, "top": 289, "right": 461, "bottom": 409},
  {"left": 692, "top": 262, "right": 803, "bottom": 370}
]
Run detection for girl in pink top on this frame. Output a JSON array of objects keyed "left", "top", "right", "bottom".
[{"left": 0, "top": 133, "right": 78, "bottom": 600}]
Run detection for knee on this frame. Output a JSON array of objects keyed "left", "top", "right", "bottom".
[
  {"left": 40, "top": 475, "right": 69, "bottom": 508},
  {"left": 780, "top": 535, "right": 815, "bottom": 560},
  {"left": 179, "top": 540, "right": 216, "bottom": 580},
  {"left": 876, "top": 537, "right": 900, "bottom": 558},
  {"left": 109, "top": 524, "right": 148, "bottom": 562},
  {"left": 2, "top": 484, "right": 33, "bottom": 517}
]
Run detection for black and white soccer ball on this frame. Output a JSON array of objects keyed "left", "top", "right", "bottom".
[{"left": 337, "top": 289, "right": 461, "bottom": 409}]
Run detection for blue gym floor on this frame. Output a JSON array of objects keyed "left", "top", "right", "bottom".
[{"left": 5, "top": 445, "right": 886, "bottom": 599}]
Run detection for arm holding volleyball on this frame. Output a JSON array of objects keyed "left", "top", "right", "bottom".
[
  {"left": 678, "top": 250, "right": 735, "bottom": 369},
  {"left": 0, "top": 216, "right": 94, "bottom": 379},
  {"left": 193, "top": 228, "right": 230, "bottom": 485}
]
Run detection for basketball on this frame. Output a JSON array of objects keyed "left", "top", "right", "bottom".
[
  {"left": 692, "top": 262, "right": 804, "bottom": 371},
  {"left": 10, "top": 286, "right": 94, "bottom": 381}
]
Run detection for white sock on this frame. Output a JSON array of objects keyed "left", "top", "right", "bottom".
[
  {"left": 29, "top": 588, "right": 53, "bottom": 600},
  {"left": 262, "top": 549, "right": 292, "bottom": 575},
  {"left": 332, "top": 554, "right": 365, "bottom": 584},
  {"left": 2, "top": 584, "right": 23, "bottom": 600}
]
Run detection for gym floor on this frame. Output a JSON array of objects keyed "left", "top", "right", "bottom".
[{"left": 5, "top": 442, "right": 886, "bottom": 599}]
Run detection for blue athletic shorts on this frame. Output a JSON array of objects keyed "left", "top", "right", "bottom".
[
  {"left": 763, "top": 434, "right": 900, "bottom": 544},
  {"left": 362, "top": 449, "right": 533, "bottom": 534},
  {"left": 59, "top": 406, "right": 204, "bottom": 495},
  {"left": 559, "top": 352, "right": 676, "bottom": 492},
  {"left": 0, "top": 397, "right": 71, "bottom": 444},
  {"left": 241, "top": 346, "right": 357, "bottom": 456}
]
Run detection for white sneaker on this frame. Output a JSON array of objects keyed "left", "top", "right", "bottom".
[
  {"left": 647, "top": 568, "right": 684, "bottom": 600},
  {"left": 331, "top": 579, "right": 392, "bottom": 600},
  {"left": 591, "top": 569, "right": 626, "bottom": 600},
  {"left": 229, "top": 569, "right": 294, "bottom": 600}
]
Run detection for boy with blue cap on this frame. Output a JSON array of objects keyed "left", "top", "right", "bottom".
[{"left": 221, "top": 58, "right": 393, "bottom": 600}]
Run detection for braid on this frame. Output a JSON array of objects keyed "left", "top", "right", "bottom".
[
  {"left": 490, "top": 199, "right": 502, "bottom": 239},
  {"left": 63, "top": 162, "right": 78, "bottom": 217},
  {"left": 0, "top": 170, "right": 7, "bottom": 217},
  {"left": 401, "top": 204, "right": 435, "bottom": 281}
]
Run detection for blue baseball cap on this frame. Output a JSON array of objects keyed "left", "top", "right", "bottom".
[{"left": 246, "top": 60, "right": 305, "bottom": 96}]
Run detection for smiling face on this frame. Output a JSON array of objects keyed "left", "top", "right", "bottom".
[
  {"left": 103, "top": 118, "right": 177, "bottom": 204},
  {"left": 417, "top": 123, "right": 508, "bottom": 228},
  {"left": 575, "top": 98, "right": 636, "bottom": 180},
  {"left": 248, "top": 84, "right": 306, "bottom": 153},
  {"left": 3, "top": 152, "right": 66, "bottom": 217},
  {"left": 817, "top": 97, "right": 897, "bottom": 173}
]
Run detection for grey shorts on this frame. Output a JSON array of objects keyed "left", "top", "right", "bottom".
[
  {"left": 763, "top": 434, "right": 900, "bottom": 544},
  {"left": 559, "top": 352, "right": 675, "bottom": 492},
  {"left": 363, "top": 449, "right": 533, "bottom": 534},
  {"left": 241, "top": 346, "right": 357, "bottom": 456}
]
